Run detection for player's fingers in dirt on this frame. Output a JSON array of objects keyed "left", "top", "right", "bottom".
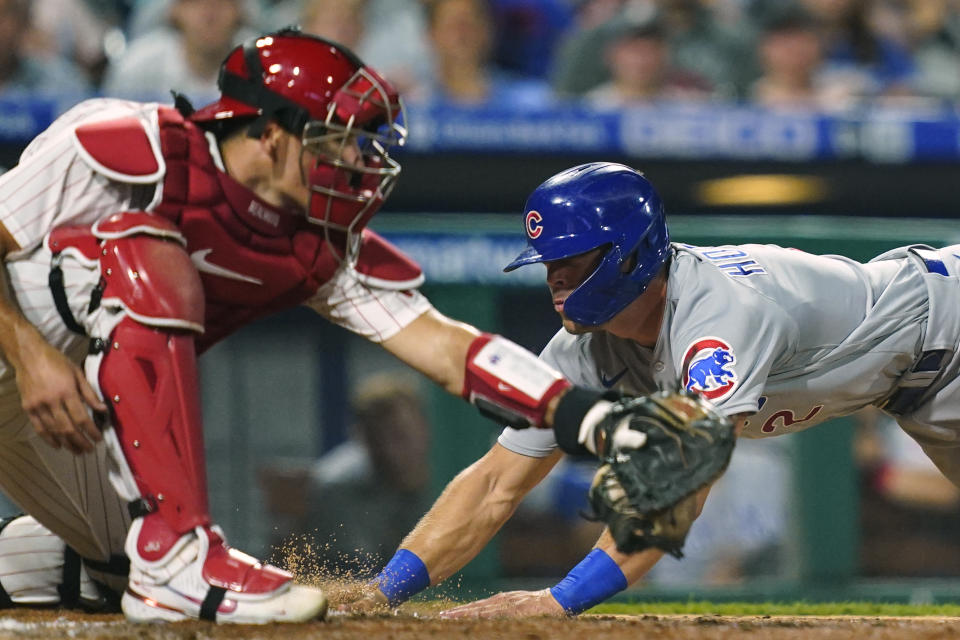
[
  {"left": 439, "top": 589, "right": 564, "bottom": 619},
  {"left": 334, "top": 586, "right": 390, "bottom": 615}
]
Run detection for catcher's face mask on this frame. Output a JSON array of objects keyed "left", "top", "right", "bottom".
[
  {"left": 191, "top": 28, "right": 406, "bottom": 262},
  {"left": 301, "top": 66, "right": 405, "bottom": 244}
]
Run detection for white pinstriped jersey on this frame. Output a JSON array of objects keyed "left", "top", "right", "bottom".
[
  {"left": 499, "top": 243, "right": 960, "bottom": 458},
  {"left": 0, "top": 98, "right": 431, "bottom": 348}
]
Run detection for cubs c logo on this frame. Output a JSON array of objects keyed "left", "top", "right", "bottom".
[
  {"left": 681, "top": 337, "right": 738, "bottom": 401},
  {"left": 525, "top": 210, "right": 543, "bottom": 239}
]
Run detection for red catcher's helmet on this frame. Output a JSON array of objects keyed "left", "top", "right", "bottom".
[{"left": 191, "top": 28, "right": 405, "bottom": 258}]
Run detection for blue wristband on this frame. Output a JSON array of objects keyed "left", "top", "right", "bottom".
[
  {"left": 549, "top": 549, "right": 627, "bottom": 615},
  {"left": 372, "top": 549, "right": 430, "bottom": 606}
]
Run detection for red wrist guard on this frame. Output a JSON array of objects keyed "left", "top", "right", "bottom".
[{"left": 462, "top": 333, "right": 571, "bottom": 428}]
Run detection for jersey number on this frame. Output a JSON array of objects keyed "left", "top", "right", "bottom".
[{"left": 760, "top": 405, "right": 823, "bottom": 433}]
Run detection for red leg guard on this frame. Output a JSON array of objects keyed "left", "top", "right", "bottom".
[{"left": 98, "top": 317, "right": 210, "bottom": 534}]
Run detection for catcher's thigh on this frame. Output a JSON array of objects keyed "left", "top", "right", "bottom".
[{"left": 0, "top": 417, "right": 130, "bottom": 564}]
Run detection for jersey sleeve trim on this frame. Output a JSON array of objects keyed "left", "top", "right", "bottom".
[{"left": 496, "top": 427, "right": 558, "bottom": 458}]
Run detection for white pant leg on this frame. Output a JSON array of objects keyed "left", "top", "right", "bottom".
[
  {"left": 0, "top": 245, "right": 130, "bottom": 563},
  {"left": 0, "top": 433, "right": 130, "bottom": 562}
]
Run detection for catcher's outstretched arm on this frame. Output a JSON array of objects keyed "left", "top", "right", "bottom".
[{"left": 382, "top": 308, "right": 577, "bottom": 429}]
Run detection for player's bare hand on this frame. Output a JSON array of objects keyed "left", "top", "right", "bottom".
[
  {"left": 438, "top": 589, "right": 565, "bottom": 619},
  {"left": 14, "top": 326, "right": 106, "bottom": 454},
  {"left": 333, "top": 583, "right": 390, "bottom": 615}
]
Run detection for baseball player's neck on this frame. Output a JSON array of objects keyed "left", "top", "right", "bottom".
[{"left": 604, "top": 274, "right": 668, "bottom": 347}]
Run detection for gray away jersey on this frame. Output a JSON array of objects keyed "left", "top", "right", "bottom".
[{"left": 500, "top": 242, "right": 960, "bottom": 458}]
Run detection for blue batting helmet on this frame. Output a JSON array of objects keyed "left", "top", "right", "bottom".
[{"left": 504, "top": 162, "right": 670, "bottom": 326}]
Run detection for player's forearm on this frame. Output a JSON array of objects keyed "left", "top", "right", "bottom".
[
  {"left": 546, "top": 529, "right": 664, "bottom": 616},
  {"left": 400, "top": 460, "right": 523, "bottom": 581},
  {"left": 373, "top": 446, "right": 560, "bottom": 605},
  {"left": 381, "top": 308, "right": 477, "bottom": 396},
  {"left": 371, "top": 461, "right": 520, "bottom": 606},
  {"left": 384, "top": 309, "right": 575, "bottom": 429},
  {"left": 603, "top": 482, "right": 714, "bottom": 586},
  {"left": 550, "top": 482, "right": 713, "bottom": 615},
  {"left": 596, "top": 529, "right": 664, "bottom": 585},
  {"left": 594, "top": 484, "right": 713, "bottom": 587},
  {"left": 0, "top": 280, "right": 47, "bottom": 371}
]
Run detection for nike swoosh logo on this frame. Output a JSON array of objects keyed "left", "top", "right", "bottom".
[
  {"left": 600, "top": 368, "right": 628, "bottom": 388},
  {"left": 190, "top": 249, "right": 263, "bottom": 285}
]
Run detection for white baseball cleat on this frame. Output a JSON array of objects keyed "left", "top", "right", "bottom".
[{"left": 122, "top": 514, "right": 327, "bottom": 624}]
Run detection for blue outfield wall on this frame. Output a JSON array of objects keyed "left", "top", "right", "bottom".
[
  {"left": 402, "top": 102, "right": 960, "bottom": 163},
  {"left": 3, "top": 96, "right": 960, "bottom": 163}
]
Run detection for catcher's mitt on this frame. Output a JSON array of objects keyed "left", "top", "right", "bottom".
[{"left": 587, "top": 389, "right": 735, "bottom": 557}]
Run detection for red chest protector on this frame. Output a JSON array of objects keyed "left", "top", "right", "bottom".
[
  {"left": 67, "top": 106, "right": 422, "bottom": 352},
  {"left": 153, "top": 107, "right": 340, "bottom": 351}
]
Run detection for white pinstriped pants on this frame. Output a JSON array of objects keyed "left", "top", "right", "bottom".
[{"left": 0, "top": 244, "right": 130, "bottom": 564}]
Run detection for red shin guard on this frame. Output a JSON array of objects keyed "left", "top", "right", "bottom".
[{"left": 98, "top": 317, "right": 210, "bottom": 534}]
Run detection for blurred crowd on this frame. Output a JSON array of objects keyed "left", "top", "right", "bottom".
[{"left": 6, "top": 0, "right": 960, "bottom": 112}]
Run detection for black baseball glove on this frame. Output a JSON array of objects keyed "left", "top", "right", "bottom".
[{"left": 586, "top": 390, "right": 735, "bottom": 557}]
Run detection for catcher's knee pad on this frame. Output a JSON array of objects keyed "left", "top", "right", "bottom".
[
  {"left": 49, "top": 211, "right": 204, "bottom": 333},
  {"left": 94, "top": 212, "right": 204, "bottom": 331}
]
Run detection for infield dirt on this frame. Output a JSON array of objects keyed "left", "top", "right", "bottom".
[{"left": 1, "top": 608, "right": 958, "bottom": 640}]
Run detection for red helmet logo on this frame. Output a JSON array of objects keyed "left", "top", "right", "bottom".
[{"left": 525, "top": 210, "right": 543, "bottom": 239}]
